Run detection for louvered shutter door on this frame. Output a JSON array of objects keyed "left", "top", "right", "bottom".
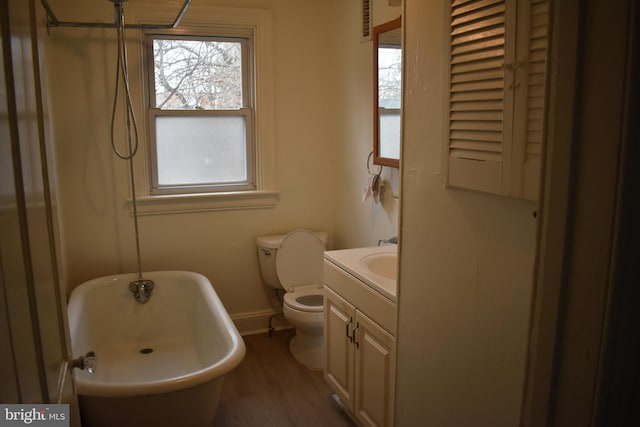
[
  {"left": 520, "top": 0, "right": 548, "bottom": 200},
  {"left": 448, "top": 0, "right": 511, "bottom": 195},
  {"left": 447, "top": 0, "right": 547, "bottom": 200}
]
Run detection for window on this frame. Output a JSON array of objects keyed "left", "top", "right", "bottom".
[
  {"left": 377, "top": 44, "right": 402, "bottom": 159},
  {"left": 146, "top": 32, "right": 255, "bottom": 195}
]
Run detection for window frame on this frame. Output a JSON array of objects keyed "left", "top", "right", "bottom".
[{"left": 145, "top": 31, "right": 256, "bottom": 196}]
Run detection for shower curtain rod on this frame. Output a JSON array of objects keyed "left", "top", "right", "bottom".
[{"left": 40, "top": 0, "right": 192, "bottom": 30}]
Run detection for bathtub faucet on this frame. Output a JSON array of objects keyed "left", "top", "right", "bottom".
[
  {"left": 378, "top": 236, "right": 398, "bottom": 246},
  {"left": 129, "top": 279, "right": 155, "bottom": 304}
]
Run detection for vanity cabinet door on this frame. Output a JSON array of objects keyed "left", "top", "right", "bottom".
[
  {"left": 354, "top": 311, "right": 396, "bottom": 427},
  {"left": 324, "top": 287, "right": 356, "bottom": 410}
]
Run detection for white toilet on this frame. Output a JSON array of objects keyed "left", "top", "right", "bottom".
[{"left": 257, "top": 230, "right": 328, "bottom": 370}]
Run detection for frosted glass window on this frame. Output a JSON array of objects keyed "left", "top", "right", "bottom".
[
  {"left": 147, "top": 31, "right": 255, "bottom": 194},
  {"left": 155, "top": 116, "right": 246, "bottom": 186},
  {"left": 379, "top": 112, "right": 400, "bottom": 159}
]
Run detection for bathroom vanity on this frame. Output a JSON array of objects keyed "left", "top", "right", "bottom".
[{"left": 323, "top": 246, "right": 397, "bottom": 427}]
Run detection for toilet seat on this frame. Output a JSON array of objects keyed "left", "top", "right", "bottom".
[
  {"left": 284, "top": 286, "right": 324, "bottom": 313},
  {"left": 276, "top": 230, "right": 325, "bottom": 292}
]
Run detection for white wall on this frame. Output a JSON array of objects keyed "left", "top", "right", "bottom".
[
  {"left": 45, "top": 0, "right": 400, "bottom": 330},
  {"left": 395, "top": 0, "right": 537, "bottom": 425},
  {"left": 331, "top": 0, "right": 401, "bottom": 249}
]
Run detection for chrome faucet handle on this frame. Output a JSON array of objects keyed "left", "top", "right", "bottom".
[
  {"left": 378, "top": 236, "right": 398, "bottom": 246},
  {"left": 129, "top": 279, "right": 155, "bottom": 303},
  {"left": 139, "top": 279, "right": 154, "bottom": 290},
  {"left": 72, "top": 351, "right": 97, "bottom": 373}
]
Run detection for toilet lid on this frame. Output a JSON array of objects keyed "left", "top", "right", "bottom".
[{"left": 276, "top": 230, "right": 325, "bottom": 292}]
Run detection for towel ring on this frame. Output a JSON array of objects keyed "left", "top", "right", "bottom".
[{"left": 367, "top": 151, "right": 383, "bottom": 176}]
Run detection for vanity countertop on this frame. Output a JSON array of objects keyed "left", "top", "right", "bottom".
[{"left": 323, "top": 245, "right": 397, "bottom": 302}]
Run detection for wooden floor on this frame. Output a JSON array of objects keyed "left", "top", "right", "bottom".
[{"left": 213, "top": 330, "right": 356, "bottom": 427}]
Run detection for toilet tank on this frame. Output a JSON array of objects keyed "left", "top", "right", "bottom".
[{"left": 256, "top": 231, "right": 328, "bottom": 289}]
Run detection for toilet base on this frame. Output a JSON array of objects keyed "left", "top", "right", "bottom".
[{"left": 288, "top": 333, "right": 324, "bottom": 370}]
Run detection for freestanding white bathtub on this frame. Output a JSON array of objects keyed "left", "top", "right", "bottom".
[{"left": 67, "top": 271, "right": 245, "bottom": 427}]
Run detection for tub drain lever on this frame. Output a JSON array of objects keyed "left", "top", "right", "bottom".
[{"left": 72, "top": 351, "right": 97, "bottom": 373}]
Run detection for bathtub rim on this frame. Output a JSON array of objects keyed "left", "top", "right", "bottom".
[{"left": 68, "top": 270, "right": 246, "bottom": 397}]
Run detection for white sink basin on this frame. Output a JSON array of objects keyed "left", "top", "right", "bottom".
[
  {"left": 324, "top": 245, "right": 397, "bottom": 301},
  {"left": 360, "top": 253, "right": 397, "bottom": 281}
]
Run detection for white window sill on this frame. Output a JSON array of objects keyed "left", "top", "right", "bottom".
[{"left": 127, "top": 190, "right": 280, "bottom": 216}]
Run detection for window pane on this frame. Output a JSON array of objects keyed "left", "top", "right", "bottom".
[
  {"left": 153, "top": 39, "right": 243, "bottom": 110},
  {"left": 155, "top": 115, "right": 247, "bottom": 186},
  {"left": 379, "top": 111, "right": 401, "bottom": 159},
  {"left": 378, "top": 47, "right": 402, "bottom": 108}
]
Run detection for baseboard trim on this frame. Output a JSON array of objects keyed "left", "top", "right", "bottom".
[{"left": 231, "top": 309, "right": 292, "bottom": 336}]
